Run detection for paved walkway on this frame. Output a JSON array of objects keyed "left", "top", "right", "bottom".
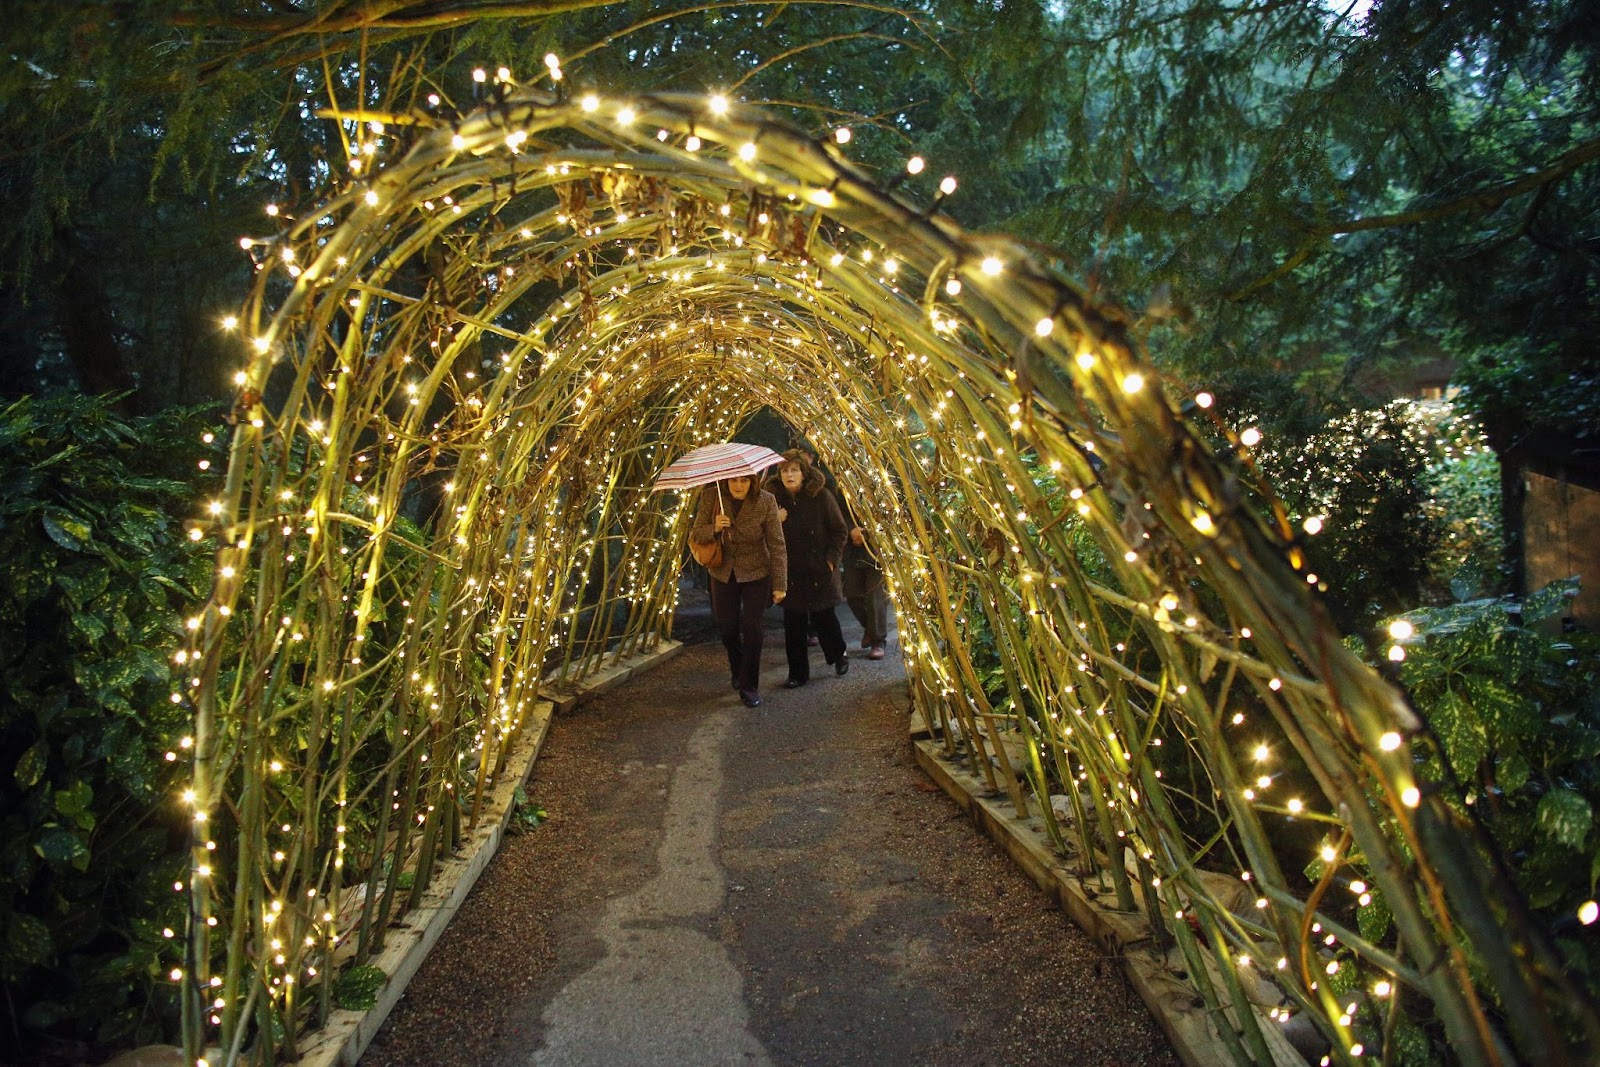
[{"left": 363, "top": 604, "right": 1176, "bottom": 1066}]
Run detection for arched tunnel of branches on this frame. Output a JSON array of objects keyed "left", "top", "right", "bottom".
[{"left": 179, "top": 87, "right": 1597, "bottom": 1066}]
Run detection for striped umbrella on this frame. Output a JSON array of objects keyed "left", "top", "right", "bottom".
[{"left": 652, "top": 442, "right": 786, "bottom": 492}]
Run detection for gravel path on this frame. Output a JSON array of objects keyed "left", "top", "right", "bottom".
[{"left": 362, "top": 601, "right": 1178, "bottom": 1066}]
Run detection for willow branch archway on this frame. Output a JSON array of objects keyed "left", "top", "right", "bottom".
[{"left": 180, "top": 87, "right": 1595, "bottom": 1065}]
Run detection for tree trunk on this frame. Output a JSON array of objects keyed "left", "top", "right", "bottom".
[{"left": 55, "top": 226, "right": 138, "bottom": 413}]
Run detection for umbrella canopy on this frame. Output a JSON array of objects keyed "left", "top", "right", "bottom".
[{"left": 652, "top": 442, "right": 786, "bottom": 491}]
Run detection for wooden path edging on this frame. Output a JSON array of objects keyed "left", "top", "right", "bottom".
[
  {"left": 293, "top": 639, "right": 685, "bottom": 1067},
  {"left": 912, "top": 737, "right": 1306, "bottom": 1067}
]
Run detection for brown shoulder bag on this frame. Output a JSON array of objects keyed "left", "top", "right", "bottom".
[{"left": 690, "top": 534, "right": 724, "bottom": 568}]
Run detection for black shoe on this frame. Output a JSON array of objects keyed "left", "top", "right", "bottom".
[
  {"left": 783, "top": 677, "right": 806, "bottom": 689},
  {"left": 834, "top": 654, "right": 849, "bottom": 677},
  {"left": 740, "top": 691, "right": 763, "bottom": 708}
]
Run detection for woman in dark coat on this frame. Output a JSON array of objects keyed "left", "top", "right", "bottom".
[
  {"left": 690, "top": 474, "right": 787, "bottom": 708},
  {"left": 765, "top": 450, "right": 848, "bottom": 687}
]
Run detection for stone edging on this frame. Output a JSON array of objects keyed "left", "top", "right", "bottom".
[
  {"left": 293, "top": 639, "right": 685, "bottom": 1067},
  {"left": 912, "top": 738, "right": 1305, "bottom": 1067}
]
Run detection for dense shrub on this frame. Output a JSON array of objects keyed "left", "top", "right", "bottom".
[
  {"left": 0, "top": 395, "right": 217, "bottom": 1051},
  {"left": 1419, "top": 408, "right": 1505, "bottom": 600},
  {"left": 1249, "top": 400, "right": 1440, "bottom": 632},
  {"left": 1314, "top": 580, "right": 1600, "bottom": 1061}
]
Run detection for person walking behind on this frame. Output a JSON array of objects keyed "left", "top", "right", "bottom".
[
  {"left": 843, "top": 500, "right": 891, "bottom": 659},
  {"left": 691, "top": 474, "right": 786, "bottom": 707},
  {"left": 766, "top": 450, "right": 849, "bottom": 688}
]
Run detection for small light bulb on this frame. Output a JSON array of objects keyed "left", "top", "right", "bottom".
[{"left": 906, "top": 155, "right": 925, "bottom": 174}]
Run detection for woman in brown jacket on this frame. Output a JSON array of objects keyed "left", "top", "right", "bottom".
[{"left": 690, "top": 474, "right": 787, "bottom": 707}]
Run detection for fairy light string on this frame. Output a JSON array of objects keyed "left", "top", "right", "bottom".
[{"left": 171, "top": 77, "right": 1598, "bottom": 1066}]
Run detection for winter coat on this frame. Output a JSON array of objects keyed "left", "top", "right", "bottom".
[
  {"left": 689, "top": 485, "right": 787, "bottom": 593},
  {"left": 764, "top": 466, "right": 846, "bottom": 613}
]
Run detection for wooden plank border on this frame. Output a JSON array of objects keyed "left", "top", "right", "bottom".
[
  {"left": 912, "top": 737, "right": 1306, "bottom": 1067},
  {"left": 293, "top": 639, "right": 685, "bottom": 1067}
]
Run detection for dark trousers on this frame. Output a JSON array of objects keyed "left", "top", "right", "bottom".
[
  {"left": 783, "top": 606, "right": 846, "bottom": 682},
  {"left": 845, "top": 568, "right": 890, "bottom": 646},
  {"left": 712, "top": 574, "right": 771, "bottom": 696}
]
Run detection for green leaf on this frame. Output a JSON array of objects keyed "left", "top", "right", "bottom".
[
  {"left": 34, "top": 828, "right": 90, "bottom": 870},
  {"left": 72, "top": 612, "right": 109, "bottom": 644},
  {"left": 1464, "top": 678, "right": 1538, "bottom": 747},
  {"left": 1389, "top": 1016, "right": 1438, "bottom": 1067},
  {"left": 335, "top": 964, "right": 387, "bottom": 1011},
  {"left": 1525, "top": 578, "right": 1580, "bottom": 624},
  {"left": 0, "top": 913, "right": 54, "bottom": 977},
  {"left": 41, "top": 510, "right": 91, "bottom": 551},
  {"left": 1536, "top": 788, "right": 1592, "bottom": 852},
  {"left": 1428, "top": 691, "right": 1487, "bottom": 777},
  {"left": 1357, "top": 886, "right": 1392, "bottom": 944},
  {"left": 55, "top": 781, "right": 96, "bottom": 830},
  {"left": 1326, "top": 954, "right": 1359, "bottom": 996},
  {"left": 14, "top": 739, "right": 48, "bottom": 789},
  {"left": 21, "top": 1000, "right": 69, "bottom": 1031},
  {"left": 1498, "top": 751, "right": 1532, "bottom": 795}
]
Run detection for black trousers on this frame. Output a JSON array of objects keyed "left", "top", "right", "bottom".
[
  {"left": 711, "top": 574, "right": 771, "bottom": 696},
  {"left": 783, "top": 605, "right": 847, "bottom": 682}
]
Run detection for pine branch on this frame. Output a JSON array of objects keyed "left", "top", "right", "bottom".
[{"left": 1313, "top": 134, "right": 1600, "bottom": 237}]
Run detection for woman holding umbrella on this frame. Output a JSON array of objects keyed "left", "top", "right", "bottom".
[{"left": 690, "top": 473, "right": 787, "bottom": 708}]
